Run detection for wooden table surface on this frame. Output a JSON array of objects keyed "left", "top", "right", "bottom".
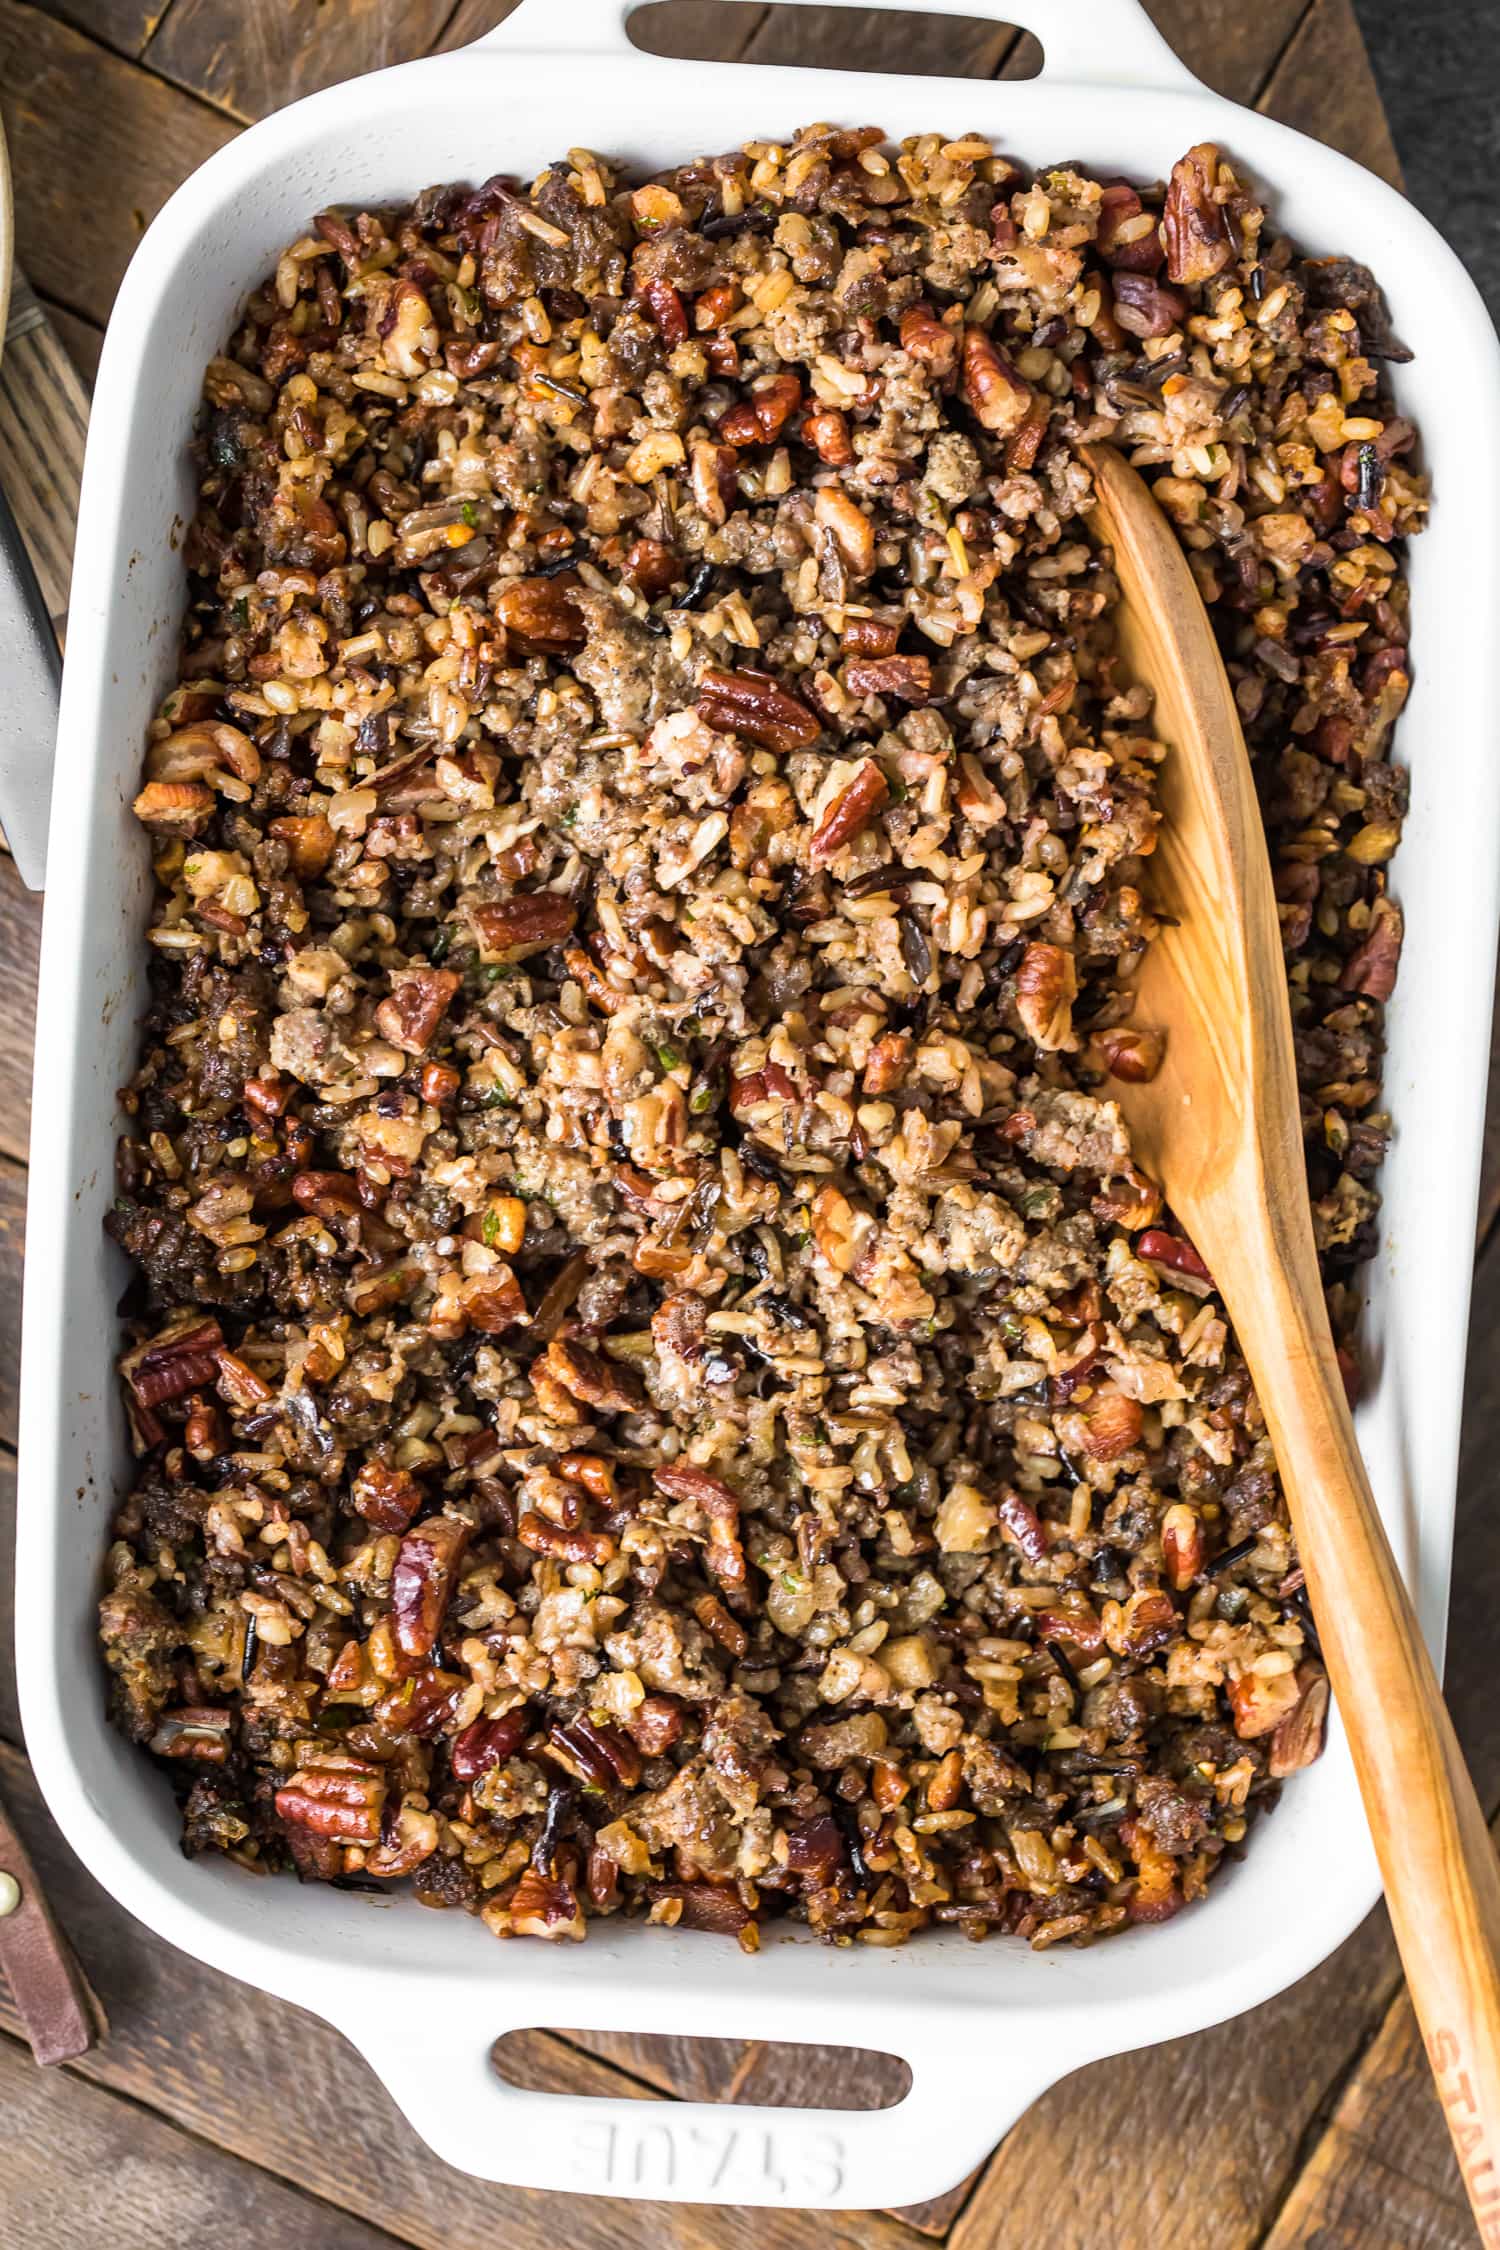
[{"left": 0, "top": 2, "right": 1492, "bottom": 2243}]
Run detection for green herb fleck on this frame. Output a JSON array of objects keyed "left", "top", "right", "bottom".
[
  {"left": 780, "top": 1570, "right": 805, "bottom": 1592},
  {"left": 656, "top": 1042, "right": 683, "bottom": 1073},
  {"left": 459, "top": 500, "right": 479, "bottom": 528},
  {"left": 232, "top": 595, "right": 251, "bottom": 629},
  {"left": 561, "top": 806, "right": 579, "bottom": 828},
  {"left": 886, "top": 776, "right": 909, "bottom": 803},
  {"left": 481, "top": 1087, "right": 513, "bottom": 1110},
  {"left": 428, "top": 926, "right": 452, "bottom": 963},
  {"left": 1020, "top": 1188, "right": 1054, "bottom": 1219},
  {"left": 483, "top": 962, "right": 514, "bottom": 985},
  {"left": 482, "top": 1208, "right": 500, "bottom": 1247}
]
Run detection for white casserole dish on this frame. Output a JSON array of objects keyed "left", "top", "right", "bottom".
[{"left": 14, "top": 0, "right": 1500, "bottom": 2210}]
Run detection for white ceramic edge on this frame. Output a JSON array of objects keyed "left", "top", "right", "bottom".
[{"left": 16, "top": 0, "right": 1500, "bottom": 2209}]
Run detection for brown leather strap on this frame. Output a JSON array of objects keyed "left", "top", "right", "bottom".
[{"left": 0, "top": 1781, "right": 98, "bottom": 2065}]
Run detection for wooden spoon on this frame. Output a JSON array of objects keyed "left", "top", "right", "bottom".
[{"left": 1084, "top": 439, "right": 1500, "bottom": 2230}]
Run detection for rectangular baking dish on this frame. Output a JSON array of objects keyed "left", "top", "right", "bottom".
[{"left": 14, "top": 0, "right": 1500, "bottom": 2209}]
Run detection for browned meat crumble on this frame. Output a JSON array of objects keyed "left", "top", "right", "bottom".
[{"left": 100, "top": 126, "right": 1421, "bottom": 1949}]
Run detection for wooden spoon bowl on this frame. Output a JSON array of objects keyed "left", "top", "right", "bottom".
[{"left": 1084, "top": 439, "right": 1500, "bottom": 2233}]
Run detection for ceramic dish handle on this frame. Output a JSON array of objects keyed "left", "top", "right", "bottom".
[
  {"left": 476, "top": 0, "right": 1201, "bottom": 91},
  {"left": 349, "top": 2008, "right": 1058, "bottom": 2207}
]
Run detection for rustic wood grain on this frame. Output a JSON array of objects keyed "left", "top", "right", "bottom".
[
  {"left": 27, "top": 0, "right": 163, "bottom": 56},
  {"left": 32, "top": 291, "right": 103, "bottom": 389},
  {"left": 0, "top": 0, "right": 238, "bottom": 327},
  {"left": 1260, "top": 1976, "right": 1479, "bottom": 2250},
  {"left": 0, "top": 851, "right": 41, "bottom": 1163},
  {"left": 0, "top": 1154, "right": 23, "bottom": 1450},
  {"left": 145, "top": 0, "right": 455, "bottom": 124},
  {"left": 738, "top": 5, "right": 1017, "bottom": 75},
  {"left": 435, "top": 0, "right": 769, "bottom": 61},
  {"left": 0, "top": 1447, "right": 17, "bottom": 1743},
  {"left": 0, "top": 2026, "right": 409, "bottom": 2250},
  {"left": 1256, "top": 0, "right": 1403, "bottom": 184},
  {"left": 0, "top": 1740, "right": 931, "bottom": 2250},
  {"left": 1139, "top": 0, "right": 1309, "bottom": 100},
  {"left": 0, "top": 280, "right": 87, "bottom": 624}
]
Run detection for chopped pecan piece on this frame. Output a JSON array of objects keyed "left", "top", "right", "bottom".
[
  {"left": 809, "top": 759, "right": 890, "bottom": 868},
  {"left": 841, "top": 614, "right": 901, "bottom": 657},
  {"left": 1160, "top": 1504, "right": 1204, "bottom": 1591},
  {"left": 638, "top": 276, "right": 688, "bottom": 346},
  {"left": 863, "top": 1030, "right": 912, "bottom": 1094},
  {"left": 472, "top": 892, "right": 578, "bottom": 957},
  {"left": 1112, "top": 272, "right": 1188, "bottom": 339},
  {"left": 655, "top": 1462, "right": 746, "bottom": 1586},
  {"left": 1136, "top": 1230, "right": 1213, "bottom": 1285},
  {"left": 1340, "top": 897, "right": 1403, "bottom": 1001},
  {"left": 1093, "top": 1026, "right": 1165, "bottom": 1083},
  {"left": 268, "top": 812, "right": 336, "bottom": 879},
  {"left": 1267, "top": 1668, "right": 1330, "bottom": 1778},
  {"left": 623, "top": 536, "right": 680, "bottom": 596},
  {"left": 1080, "top": 1388, "right": 1144, "bottom": 1462},
  {"left": 496, "top": 573, "right": 585, "bottom": 652},
  {"left": 647, "top": 1880, "right": 755, "bottom": 1936},
  {"left": 899, "top": 303, "right": 959, "bottom": 373},
  {"left": 506, "top": 1862, "right": 587, "bottom": 1940},
  {"left": 625, "top": 1694, "right": 685, "bottom": 1755},
  {"left": 719, "top": 372, "right": 801, "bottom": 446},
  {"left": 353, "top": 1460, "right": 424, "bottom": 1535},
  {"left": 543, "top": 1334, "right": 647, "bottom": 1414},
  {"left": 697, "top": 666, "right": 821, "bottom": 752},
  {"left": 844, "top": 654, "right": 932, "bottom": 704},
  {"left": 1095, "top": 182, "right": 1165, "bottom": 273},
  {"left": 802, "top": 408, "right": 853, "bottom": 464},
  {"left": 374, "top": 966, "right": 460, "bottom": 1056},
  {"left": 375, "top": 1668, "right": 464, "bottom": 1739},
  {"left": 517, "top": 1510, "right": 617, "bottom": 1565}
]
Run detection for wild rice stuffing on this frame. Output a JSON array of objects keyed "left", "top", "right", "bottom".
[{"left": 100, "top": 126, "right": 1423, "bottom": 1949}]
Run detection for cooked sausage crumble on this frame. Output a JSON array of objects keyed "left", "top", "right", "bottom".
[{"left": 101, "top": 126, "right": 1422, "bottom": 1947}]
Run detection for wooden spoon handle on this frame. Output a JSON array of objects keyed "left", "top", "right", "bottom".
[{"left": 1231, "top": 1261, "right": 1500, "bottom": 2236}]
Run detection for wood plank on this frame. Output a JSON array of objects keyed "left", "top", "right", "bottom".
[
  {"left": 434, "top": 0, "right": 769, "bottom": 63},
  {"left": 0, "top": 2027, "right": 406, "bottom": 2250},
  {"left": 0, "top": 0, "right": 238, "bottom": 328},
  {"left": 0, "top": 850, "right": 41, "bottom": 1162},
  {"left": 0, "top": 1447, "right": 15, "bottom": 1744},
  {"left": 0, "top": 283, "right": 87, "bottom": 624},
  {"left": 32, "top": 291, "right": 103, "bottom": 390},
  {"left": 738, "top": 5, "right": 1016, "bottom": 77},
  {"left": 1256, "top": 0, "right": 1403, "bottom": 186},
  {"left": 26, "top": 0, "right": 162, "bottom": 56},
  {"left": 1, "top": 1153, "right": 23, "bottom": 1450},
  {"left": 1261, "top": 1988, "right": 1476, "bottom": 2250},
  {"left": 0, "top": 1740, "right": 926, "bottom": 2250},
  {"left": 1138, "top": 0, "right": 1307, "bottom": 102},
  {"left": 145, "top": 0, "right": 455, "bottom": 125}
]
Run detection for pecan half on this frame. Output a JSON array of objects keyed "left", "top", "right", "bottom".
[
  {"left": 517, "top": 1510, "right": 617, "bottom": 1565},
  {"left": 960, "top": 326, "right": 1032, "bottom": 438},
  {"left": 551, "top": 1714, "right": 643, "bottom": 1790},
  {"left": 994, "top": 1487, "right": 1049, "bottom": 1567},
  {"left": 1161, "top": 142, "right": 1232, "bottom": 287},
  {"left": 374, "top": 966, "right": 460, "bottom": 1056},
  {"left": 390, "top": 1514, "right": 471, "bottom": 1668},
  {"left": 451, "top": 1705, "right": 532, "bottom": 1781},
  {"left": 132, "top": 780, "right": 217, "bottom": 833},
  {"left": 841, "top": 614, "right": 901, "bottom": 657},
  {"left": 809, "top": 759, "right": 890, "bottom": 868},
  {"left": 472, "top": 892, "right": 578, "bottom": 957},
  {"left": 697, "top": 666, "right": 821, "bottom": 752},
  {"left": 275, "top": 1765, "right": 386, "bottom": 1844},
  {"left": 506, "top": 1863, "right": 587, "bottom": 1940},
  {"left": 375, "top": 1667, "right": 464, "bottom": 1739},
  {"left": 1014, "top": 941, "right": 1078, "bottom": 1049}
]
